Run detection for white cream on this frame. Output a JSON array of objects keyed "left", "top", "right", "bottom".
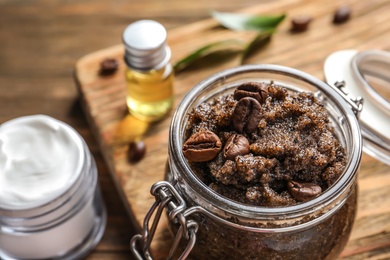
[
  {"left": 0, "top": 115, "right": 106, "bottom": 259},
  {"left": 0, "top": 115, "right": 83, "bottom": 208}
]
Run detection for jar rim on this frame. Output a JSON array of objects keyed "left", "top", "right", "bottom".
[
  {"left": 169, "top": 64, "right": 362, "bottom": 218},
  {"left": 0, "top": 115, "right": 86, "bottom": 212}
]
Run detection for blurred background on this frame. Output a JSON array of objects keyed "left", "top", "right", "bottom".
[
  {"left": 0, "top": 1, "right": 264, "bottom": 259},
  {"left": 1, "top": 1, "right": 390, "bottom": 259}
]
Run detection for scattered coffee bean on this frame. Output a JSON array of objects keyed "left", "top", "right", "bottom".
[
  {"left": 291, "top": 16, "right": 312, "bottom": 32},
  {"left": 128, "top": 141, "right": 146, "bottom": 163},
  {"left": 100, "top": 58, "right": 119, "bottom": 75},
  {"left": 231, "top": 97, "right": 262, "bottom": 134},
  {"left": 234, "top": 82, "right": 268, "bottom": 104},
  {"left": 223, "top": 134, "right": 250, "bottom": 161},
  {"left": 333, "top": 6, "right": 351, "bottom": 24},
  {"left": 287, "top": 180, "right": 322, "bottom": 202},
  {"left": 183, "top": 130, "right": 222, "bottom": 162}
]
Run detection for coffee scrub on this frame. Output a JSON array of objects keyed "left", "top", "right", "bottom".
[
  {"left": 183, "top": 81, "right": 346, "bottom": 206},
  {"left": 130, "top": 65, "right": 362, "bottom": 260}
]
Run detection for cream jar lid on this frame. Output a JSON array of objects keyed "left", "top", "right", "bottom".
[{"left": 324, "top": 50, "right": 390, "bottom": 165}]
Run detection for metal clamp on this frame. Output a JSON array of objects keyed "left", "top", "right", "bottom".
[
  {"left": 130, "top": 181, "right": 199, "bottom": 260},
  {"left": 333, "top": 80, "right": 364, "bottom": 118}
]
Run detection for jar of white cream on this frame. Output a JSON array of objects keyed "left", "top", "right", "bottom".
[{"left": 0, "top": 115, "right": 107, "bottom": 259}]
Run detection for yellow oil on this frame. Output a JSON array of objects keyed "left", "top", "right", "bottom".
[{"left": 126, "top": 65, "right": 174, "bottom": 122}]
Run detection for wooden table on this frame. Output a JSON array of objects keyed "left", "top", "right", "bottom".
[
  {"left": 1, "top": 0, "right": 390, "bottom": 260},
  {"left": 0, "top": 1, "right": 274, "bottom": 259}
]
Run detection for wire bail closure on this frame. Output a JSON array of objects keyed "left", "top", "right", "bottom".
[
  {"left": 324, "top": 49, "right": 390, "bottom": 166},
  {"left": 130, "top": 181, "right": 199, "bottom": 260},
  {"left": 332, "top": 80, "right": 364, "bottom": 118}
]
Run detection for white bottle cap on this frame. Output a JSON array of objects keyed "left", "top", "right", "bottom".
[{"left": 122, "top": 20, "right": 171, "bottom": 70}]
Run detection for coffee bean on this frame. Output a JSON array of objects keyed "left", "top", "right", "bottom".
[
  {"left": 234, "top": 82, "right": 268, "bottom": 104},
  {"left": 291, "top": 16, "right": 312, "bottom": 32},
  {"left": 183, "top": 130, "right": 222, "bottom": 162},
  {"left": 100, "top": 58, "right": 119, "bottom": 75},
  {"left": 287, "top": 180, "right": 322, "bottom": 202},
  {"left": 333, "top": 6, "right": 351, "bottom": 24},
  {"left": 223, "top": 134, "right": 250, "bottom": 160},
  {"left": 232, "top": 97, "right": 262, "bottom": 134},
  {"left": 128, "top": 141, "right": 146, "bottom": 163}
]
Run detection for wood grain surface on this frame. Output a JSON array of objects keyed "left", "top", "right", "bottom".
[
  {"left": 0, "top": 0, "right": 269, "bottom": 259},
  {"left": 2, "top": 0, "right": 390, "bottom": 259},
  {"left": 75, "top": 0, "right": 390, "bottom": 259}
]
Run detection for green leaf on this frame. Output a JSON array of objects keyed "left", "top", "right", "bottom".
[
  {"left": 211, "top": 11, "right": 286, "bottom": 31},
  {"left": 173, "top": 39, "right": 245, "bottom": 72},
  {"left": 241, "top": 33, "right": 272, "bottom": 64},
  {"left": 173, "top": 12, "right": 285, "bottom": 73}
]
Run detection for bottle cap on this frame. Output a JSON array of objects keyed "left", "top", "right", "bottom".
[{"left": 122, "top": 20, "right": 171, "bottom": 70}]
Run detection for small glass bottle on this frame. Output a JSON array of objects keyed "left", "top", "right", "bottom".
[{"left": 122, "top": 20, "right": 174, "bottom": 122}]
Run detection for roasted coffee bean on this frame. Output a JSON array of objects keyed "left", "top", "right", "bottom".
[
  {"left": 232, "top": 97, "right": 262, "bottom": 134},
  {"left": 100, "top": 58, "right": 119, "bottom": 75},
  {"left": 291, "top": 16, "right": 312, "bottom": 32},
  {"left": 333, "top": 6, "right": 351, "bottom": 24},
  {"left": 223, "top": 134, "right": 250, "bottom": 160},
  {"left": 287, "top": 180, "right": 322, "bottom": 202},
  {"left": 128, "top": 141, "right": 146, "bottom": 163},
  {"left": 234, "top": 82, "right": 268, "bottom": 104},
  {"left": 183, "top": 130, "right": 222, "bottom": 162}
]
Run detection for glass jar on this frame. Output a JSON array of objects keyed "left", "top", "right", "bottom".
[
  {"left": 0, "top": 115, "right": 107, "bottom": 259},
  {"left": 131, "top": 65, "right": 363, "bottom": 259}
]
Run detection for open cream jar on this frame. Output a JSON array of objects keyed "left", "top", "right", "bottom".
[{"left": 0, "top": 115, "right": 106, "bottom": 259}]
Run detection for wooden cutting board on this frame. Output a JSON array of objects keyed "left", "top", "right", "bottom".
[{"left": 75, "top": 0, "right": 390, "bottom": 259}]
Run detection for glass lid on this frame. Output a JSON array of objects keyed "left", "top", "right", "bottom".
[{"left": 324, "top": 50, "right": 390, "bottom": 166}]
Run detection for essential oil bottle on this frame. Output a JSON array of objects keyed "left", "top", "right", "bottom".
[{"left": 122, "top": 20, "right": 174, "bottom": 122}]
